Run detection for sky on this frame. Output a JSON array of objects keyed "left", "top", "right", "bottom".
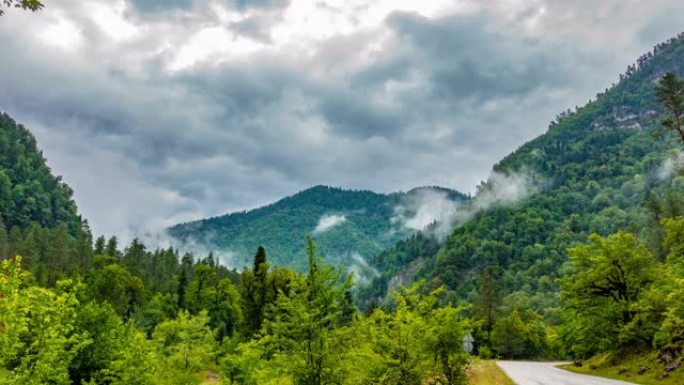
[{"left": 0, "top": 0, "right": 683, "bottom": 240}]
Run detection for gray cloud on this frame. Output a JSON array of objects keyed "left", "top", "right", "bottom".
[
  {"left": 130, "top": 0, "right": 289, "bottom": 15},
  {"left": 0, "top": 0, "right": 682, "bottom": 242}
]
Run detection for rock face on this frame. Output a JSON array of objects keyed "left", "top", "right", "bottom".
[
  {"left": 658, "top": 347, "right": 683, "bottom": 378},
  {"left": 590, "top": 106, "right": 658, "bottom": 131}
]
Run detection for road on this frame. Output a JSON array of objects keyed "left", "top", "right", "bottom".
[{"left": 496, "top": 361, "right": 639, "bottom": 385}]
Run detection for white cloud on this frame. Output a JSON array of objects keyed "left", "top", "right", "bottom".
[
  {"left": 38, "top": 14, "right": 83, "bottom": 51},
  {"left": 393, "top": 172, "right": 541, "bottom": 241},
  {"left": 313, "top": 214, "right": 347, "bottom": 235},
  {"left": 656, "top": 151, "right": 684, "bottom": 180},
  {"left": 347, "top": 252, "right": 379, "bottom": 285},
  {"left": 392, "top": 189, "right": 462, "bottom": 240}
]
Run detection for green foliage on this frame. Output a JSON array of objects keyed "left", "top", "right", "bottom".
[
  {"left": 0, "top": 0, "right": 44, "bottom": 15},
  {"left": 260, "top": 237, "right": 352, "bottom": 385},
  {"left": 0, "top": 114, "right": 81, "bottom": 234},
  {"left": 561, "top": 232, "right": 659, "bottom": 357},
  {"left": 656, "top": 72, "right": 684, "bottom": 144},
  {"left": 153, "top": 310, "right": 216, "bottom": 383},
  {"left": 0, "top": 257, "right": 88, "bottom": 385}
]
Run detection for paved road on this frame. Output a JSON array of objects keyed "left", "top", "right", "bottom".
[{"left": 496, "top": 361, "right": 639, "bottom": 385}]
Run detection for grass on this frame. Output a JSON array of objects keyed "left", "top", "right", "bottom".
[
  {"left": 559, "top": 352, "right": 684, "bottom": 385},
  {"left": 467, "top": 359, "right": 514, "bottom": 385}
]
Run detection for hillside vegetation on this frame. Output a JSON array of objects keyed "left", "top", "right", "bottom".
[{"left": 168, "top": 185, "right": 468, "bottom": 268}]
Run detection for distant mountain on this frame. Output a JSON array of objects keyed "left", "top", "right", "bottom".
[
  {"left": 167, "top": 185, "right": 469, "bottom": 271},
  {"left": 358, "top": 32, "right": 684, "bottom": 308}
]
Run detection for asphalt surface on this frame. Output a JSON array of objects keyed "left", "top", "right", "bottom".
[{"left": 496, "top": 361, "right": 639, "bottom": 385}]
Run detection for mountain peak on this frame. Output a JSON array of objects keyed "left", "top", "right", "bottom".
[{"left": 167, "top": 184, "right": 467, "bottom": 268}]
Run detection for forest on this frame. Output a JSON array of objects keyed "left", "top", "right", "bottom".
[
  {"left": 6, "top": 8, "right": 684, "bottom": 385},
  {"left": 167, "top": 185, "right": 468, "bottom": 268}
]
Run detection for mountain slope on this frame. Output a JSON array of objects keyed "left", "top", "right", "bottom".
[
  {"left": 361, "top": 32, "right": 684, "bottom": 309},
  {"left": 167, "top": 185, "right": 469, "bottom": 269},
  {"left": 0, "top": 113, "right": 82, "bottom": 234}
]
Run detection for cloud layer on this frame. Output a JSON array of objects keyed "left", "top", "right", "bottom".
[{"left": 0, "top": 0, "right": 683, "bottom": 240}]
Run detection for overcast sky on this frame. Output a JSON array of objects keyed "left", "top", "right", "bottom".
[{"left": 0, "top": 0, "right": 683, "bottom": 240}]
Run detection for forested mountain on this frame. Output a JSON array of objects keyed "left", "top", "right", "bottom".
[
  {"left": 0, "top": 113, "right": 82, "bottom": 233},
  {"left": 168, "top": 185, "right": 468, "bottom": 269},
  {"left": 359, "top": 33, "right": 684, "bottom": 347},
  {"left": 0, "top": 113, "right": 93, "bottom": 285}
]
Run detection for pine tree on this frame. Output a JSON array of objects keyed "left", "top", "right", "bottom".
[
  {"left": 105, "top": 236, "right": 119, "bottom": 259},
  {"left": 94, "top": 236, "right": 106, "bottom": 255},
  {"left": 239, "top": 246, "right": 272, "bottom": 337}
]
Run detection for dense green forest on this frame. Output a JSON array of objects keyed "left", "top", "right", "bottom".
[
  {"left": 168, "top": 185, "right": 468, "bottom": 268},
  {"left": 6, "top": 24, "right": 684, "bottom": 385}
]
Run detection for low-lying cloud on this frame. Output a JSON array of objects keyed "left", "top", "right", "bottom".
[
  {"left": 656, "top": 151, "right": 684, "bottom": 180},
  {"left": 313, "top": 213, "right": 347, "bottom": 235},
  {"left": 347, "top": 252, "right": 379, "bottom": 285},
  {"left": 392, "top": 188, "right": 463, "bottom": 240},
  {"left": 394, "top": 171, "right": 542, "bottom": 241}
]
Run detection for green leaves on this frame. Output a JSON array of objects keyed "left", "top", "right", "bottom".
[
  {"left": 561, "top": 232, "right": 660, "bottom": 357},
  {"left": 153, "top": 310, "right": 216, "bottom": 374},
  {"left": 0, "top": 257, "right": 88, "bottom": 385}
]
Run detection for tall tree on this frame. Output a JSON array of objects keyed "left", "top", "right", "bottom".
[
  {"left": 105, "top": 236, "right": 119, "bottom": 259},
  {"left": 656, "top": 72, "right": 684, "bottom": 145},
  {"left": 93, "top": 236, "right": 106, "bottom": 255},
  {"left": 240, "top": 246, "right": 269, "bottom": 337},
  {"left": 561, "top": 232, "right": 658, "bottom": 356},
  {"left": 263, "top": 237, "right": 351, "bottom": 385},
  {"left": 474, "top": 265, "right": 501, "bottom": 334}
]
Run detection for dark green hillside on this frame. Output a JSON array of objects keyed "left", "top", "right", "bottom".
[
  {"left": 362, "top": 33, "right": 684, "bottom": 318},
  {"left": 0, "top": 113, "right": 82, "bottom": 233},
  {"left": 167, "top": 185, "right": 468, "bottom": 268},
  {"left": 0, "top": 113, "right": 91, "bottom": 284}
]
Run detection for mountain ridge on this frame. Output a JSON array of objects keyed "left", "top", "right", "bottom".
[
  {"left": 167, "top": 184, "right": 469, "bottom": 269},
  {"left": 356, "top": 31, "right": 684, "bottom": 310}
]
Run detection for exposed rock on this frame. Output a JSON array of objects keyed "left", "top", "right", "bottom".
[
  {"left": 590, "top": 105, "right": 656, "bottom": 131},
  {"left": 664, "top": 360, "right": 681, "bottom": 373}
]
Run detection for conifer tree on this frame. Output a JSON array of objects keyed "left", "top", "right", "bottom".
[{"left": 94, "top": 236, "right": 106, "bottom": 255}]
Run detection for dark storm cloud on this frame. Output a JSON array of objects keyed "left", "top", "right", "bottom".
[
  {"left": 1, "top": 0, "right": 682, "bottom": 240},
  {"left": 387, "top": 12, "right": 572, "bottom": 101}
]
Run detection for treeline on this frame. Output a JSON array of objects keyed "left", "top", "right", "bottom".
[{"left": 0, "top": 235, "right": 473, "bottom": 385}]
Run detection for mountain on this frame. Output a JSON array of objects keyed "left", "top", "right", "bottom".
[
  {"left": 167, "top": 185, "right": 469, "bottom": 270},
  {"left": 0, "top": 113, "right": 83, "bottom": 234},
  {"left": 359, "top": 32, "right": 684, "bottom": 309},
  {"left": 0, "top": 113, "right": 92, "bottom": 285}
]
